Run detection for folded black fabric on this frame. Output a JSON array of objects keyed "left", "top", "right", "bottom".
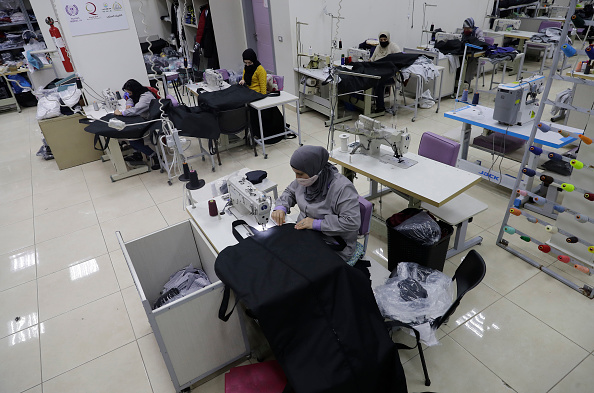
[
  {"left": 83, "top": 113, "right": 151, "bottom": 139},
  {"left": 198, "top": 84, "right": 266, "bottom": 112}
]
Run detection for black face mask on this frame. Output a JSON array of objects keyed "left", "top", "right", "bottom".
[
  {"left": 379, "top": 41, "right": 389, "bottom": 48},
  {"left": 245, "top": 64, "right": 257, "bottom": 72}
]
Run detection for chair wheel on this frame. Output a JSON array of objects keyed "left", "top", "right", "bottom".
[
  {"left": 264, "top": 154, "right": 268, "bottom": 159},
  {"left": 212, "top": 167, "right": 215, "bottom": 172},
  {"left": 202, "top": 156, "right": 205, "bottom": 161},
  {"left": 160, "top": 169, "right": 164, "bottom": 173},
  {"left": 411, "top": 118, "right": 416, "bottom": 122},
  {"left": 167, "top": 180, "right": 172, "bottom": 186}
]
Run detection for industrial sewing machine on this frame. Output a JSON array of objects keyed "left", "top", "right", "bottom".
[
  {"left": 347, "top": 115, "right": 417, "bottom": 168},
  {"left": 204, "top": 69, "right": 225, "bottom": 90},
  {"left": 493, "top": 75, "right": 545, "bottom": 126},
  {"left": 227, "top": 174, "right": 272, "bottom": 226},
  {"left": 101, "top": 88, "right": 119, "bottom": 112},
  {"left": 493, "top": 18, "right": 521, "bottom": 32},
  {"left": 305, "top": 53, "right": 331, "bottom": 69},
  {"left": 347, "top": 47, "right": 370, "bottom": 62}
]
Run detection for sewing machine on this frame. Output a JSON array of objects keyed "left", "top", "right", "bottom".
[
  {"left": 347, "top": 47, "right": 370, "bottom": 62},
  {"left": 493, "top": 75, "right": 545, "bottom": 126},
  {"left": 435, "top": 32, "right": 462, "bottom": 42},
  {"left": 346, "top": 115, "right": 417, "bottom": 168},
  {"left": 493, "top": 18, "right": 521, "bottom": 32},
  {"left": 305, "top": 53, "right": 330, "bottom": 69},
  {"left": 101, "top": 88, "right": 119, "bottom": 112},
  {"left": 204, "top": 69, "right": 225, "bottom": 90},
  {"left": 227, "top": 174, "right": 272, "bottom": 226}
]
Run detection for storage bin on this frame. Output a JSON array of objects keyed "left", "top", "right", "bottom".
[
  {"left": 118, "top": 220, "right": 250, "bottom": 392},
  {"left": 386, "top": 211, "right": 453, "bottom": 272}
]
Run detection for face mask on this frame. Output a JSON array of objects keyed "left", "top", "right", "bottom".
[
  {"left": 296, "top": 174, "right": 318, "bottom": 187},
  {"left": 379, "top": 41, "right": 389, "bottom": 48},
  {"left": 464, "top": 30, "right": 472, "bottom": 36}
]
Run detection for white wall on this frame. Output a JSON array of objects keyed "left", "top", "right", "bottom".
[
  {"left": 29, "top": 0, "right": 148, "bottom": 98},
  {"left": 210, "top": 0, "right": 248, "bottom": 73},
  {"left": 129, "top": 0, "right": 169, "bottom": 40}
]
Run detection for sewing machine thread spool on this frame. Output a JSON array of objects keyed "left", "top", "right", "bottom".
[
  {"left": 576, "top": 61, "right": 583, "bottom": 72},
  {"left": 186, "top": 170, "right": 205, "bottom": 190},
  {"left": 115, "top": 91, "right": 121, "bottom": 100},
  {"left": 527, "top": 216, "right": 539, "bottom": 223},
  {"left": 574, "top": 264, "right": 590, "bottom": 274},
  {"left": 537, "top": 122, "right": 551, "bottom": 132},
  {"left": 566, "top": 236, "right": 578, "bottom": 244},
  {"left": 575, "top": 214, "right": 588, "bottom": 223},
  {"left": 558, "top": 255, "right": 571, "bottom": 263},
  {"left": 548, "top": 152, "right": 563, "bottom": 161},
  {"left": 553, "top": 205, "right": 565, "bottom": 213},
  {"left": 538, "top": 244, "right": 551, "bottom": 253},
  {"left": 517, "top": 189, "right": 528, "bottom": 196},
  {"left": 586, "top": 45, "right": 594, "bottom": 60},
  {"left": 208, "top": 199, "right": 218, "bottom": 216},
  {"left": 339, "top": 134, "right": 349, "bottom": 153},
  {"left": 529, "top": 146, "right": 543, "bottom": 155},
  {"left": 540, "top": 175, "right": 554, "bottom": 185},
  {"left": 520, "top": 235, "right": 531, "bottom": 242},
  {"left": 585, "top": 62, "right": 592, "bottom": 75},
  {"left": 510, "top": 208, "right": 522, "bottom": 216},
  {"left": 584, "top": 193, "right": 594, "bottom": 201},
  {"left": 588, "top": 246, "right": 594, "bottom": 253},
  {"left": 471, "top": 92, "right": 479, "bottom": 105},
  {"left": 533, "top": 196, "right": 546, "bottom": 206},
  {"left": 522, "top": 168, "right": 536, "bottom": 177},
  {"left": 461, "top": 89, "right": 469, "bottom": 102},
  {"left": 93, "top": 102, "right": 99, "bottom": 111},
  {"left": 572, "top": 14, "right": 585, "bottom": 28},
  {"left": 578, "top": 135, "right": 592, "bottom": 144},
  {"left": 562, "top": 183, "right": 575, "bottom": 192},
  {"left": 545, "top": 225, "right": 558, "bottom": 233},
  {"left": 504, "top": 226, "right": 516, "bottom": 234},
  {"left": 561, "top": 44, "right": 577, "bottom": 57},
  {"left": 570, "top": 160, "right": 584, "bottom": 169},
  {"left": 179, "top": 162, "right": 191, "bottom": 182},
  {"left": 558, "top": 129, "right": 571, "bottom": 138}
]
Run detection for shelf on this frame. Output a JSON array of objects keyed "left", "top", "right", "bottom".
[
  {"left": 0, "top": 44, "right": 25, "bottom": 52},
  {"left": 183, "top": 22, "right": 197, "bottom": 28}
]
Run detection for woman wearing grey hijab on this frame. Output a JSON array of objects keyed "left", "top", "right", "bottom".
[{"left": 272, "top": 145, "right": 361, "bottom": 262}]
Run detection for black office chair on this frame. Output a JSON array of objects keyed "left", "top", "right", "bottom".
[
  {"left": 214, "top": 106, "right": 250, "bottom": 165},
  {"left": 386, "top": 249, "right": 487, "bottom": 386}
]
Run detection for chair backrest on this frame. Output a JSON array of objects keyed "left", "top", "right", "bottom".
[
  {"left": 418, "top": 132, "right": 460, "bottom": 167},
  {"left": 538, "top": 21, "right": 562, "bottom": 32},
  {"left": 217, "top": 106, "right": 249, "bottom": 135},
  {"left": 358, "top": 196, "right": 373, "bottom": 254},
  {"left": 165, "top": 94, "right": 179, "bottom": 107},
  {"left": 215, "top": 69, "right": 230, "bottom": 80},
  {"left": 484, "top": 36, "right": 495, "bottom": 46},
  {"left": 433, "top": 250, "right": 486, "bottom": 329}
]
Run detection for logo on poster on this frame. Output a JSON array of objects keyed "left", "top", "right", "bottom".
[
  {"left": 113, "top": 2, "right": 123, "bottom": 11},
  {"left": 86, "top": 2, "right": 97, "bottom": 15},
  {"left": 64, "top": 5, "right": 79, "bottom": 16}
]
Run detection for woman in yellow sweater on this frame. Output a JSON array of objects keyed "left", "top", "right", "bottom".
[{"left": 239, "top": 48, "right": 267, "bottom": 94}]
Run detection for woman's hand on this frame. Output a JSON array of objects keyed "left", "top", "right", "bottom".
[
  {"left": 125, "top": 105, "right": 132, "bottom": 109},
  {"left": 239, "top": 79, "right": 245, "bottom": 86},
  {"left": 114, "top": 109, "right": 122, "bottom": 116},
  {"left": 295, "top": 217, "right": 314, "bottom": 230},
  {"left": 271, "top": 210, "right": 286, "bottom": 225}
]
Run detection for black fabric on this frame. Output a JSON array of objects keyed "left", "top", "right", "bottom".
[
  {"left": 16, "top": 92, "right": 38, "bottom": 107},
  {"left": 170, "top": 2, "right": 179, "bottom": 49},
  {"left": 245, "top": 170, "right": 267, "bottom": 184},
  {"left": 83, "top": 114, "right": 151, "bottom": 140},
  {"left": 250, "top": 106, "right": 285, "bottom": 145},
  {"left": 198, "top": 84, "right": 265, "bottom": 112},
  {"left": 201, "top": 8, "right": 218, "bottom": 68},
  {"left": 140, "top": 38, "right": 169, "bottom": 54},
  {"left": 215, "top": 224, "right": 407, "bottom": 393}
]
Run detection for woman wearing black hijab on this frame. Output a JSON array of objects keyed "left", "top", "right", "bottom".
[{"left": 239, "top": 48, "right": 267, "bottom": 94}]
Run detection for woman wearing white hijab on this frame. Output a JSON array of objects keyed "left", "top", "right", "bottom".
[{"left": 271, "top": 145, "right": 361, "bottom": 262}]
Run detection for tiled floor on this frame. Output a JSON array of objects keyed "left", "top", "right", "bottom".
[{"left": 1, "top": 59, "right": 592, "bottom": 393}]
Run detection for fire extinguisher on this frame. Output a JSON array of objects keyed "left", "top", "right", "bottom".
[{"left": 45, "top": 17, "right": 74, "bottom": 73}]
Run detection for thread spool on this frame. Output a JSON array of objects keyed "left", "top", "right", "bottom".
[
  {"left": 520, "top": 235, "right": 531, "bottom": 242},
  {"left": 517, "top": 189, "right": 528, "bottom": 196},
  {"left": 115, "top": 91, "right": 122, "bottom": 100},
  {"left": 504, "top": 226, "right": 516, "bottom": 234},
  {"left": 561, "top": 183, "right": 575, "bottom": 192},
  {"left": 461, "top": 89, "right": 469, "bottom": 102},
  {"left": 584, "top": 193, "right": 594, "bottom": 201},
  {"left": 538, "top": 244, "right": 551, "bottom": 253},
  {"left": 586, "top": 45, "right": 594, "bottom": 60},
  {"left": 558, "top": 130, "right": 571, "bottom": 138},
  {"left": 179, "top": 162, "right": 191, "bottom": 182},
  {"left": 522, "top": 168, "right": 536, "bottom": 177},
  {"left": 588, "top": 246, "right": 594, "bottom": 254},
  {"left": 575, "top": 214, "right": 589, "bottom": 223},
  {"left": 574, "top": 264, "right": 590, "bottom": 274},
  {"left": 585, "top": 62, "right": 592, "bottom": 75},
  {"left": 93, "top": 102, "right": 99, "bottom": 111},
  {"left": 471, "top": 92, "right": 479, "bottom": 105},
  {"left": 533, "top": 196, "right": 546, "bottom": 206},
  {"left": 572, "top": 14, "right": 586, "bottom": 28},
  {"left": 545, "top": 225, "right": 558, "bottom": 233},
  {"left": 578, "top": 135, "right": 593, "bottom": 145},
  {"left": 562, "top": 43, "right": 577, "bottom": 57},
  {"left": 510, "top": 208, "right": 522, "bottom": 216},
  {"left": 527, "top": 216, "right": 539, "bottom": 223},
  {"left": 570, "top": 160, "right": 584, "bottom": 169},
  {"left": 576, "top": 61, "right": 583, "bottom": 72},
  {"left": 514, "top": 198, "right": 522, "bottom": 207},
  {"left": 537, "top": 122, "right": 551, "bottom": 132},
  {"left": 553, "top": 205, "right": 566, "bottom": 213},
  {"left": 339, "top": 134, "right": 349, "bottom": 152},
  {"left": 186, "top": 170, "right": 205, "bottom": 190},
  {"left": 548, "top": 152, "right": 563, "bottom": 161},
  {"left": 529, "top": 146, "right": 543, "bottom": 155},
  {"left": 566, "top": 236, "right": 578, "bottom": 244},
  {"left": 558, "top": 255, "right": 571, "bottom": 263},
  {"left": 208, "top": 199, "right": 218, "bottom": 216},
  {"left": 540, "top": 175, "right": 554, "bottom": 185}
]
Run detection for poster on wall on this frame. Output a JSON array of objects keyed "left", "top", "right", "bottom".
[{"left": 60, "top": 1, "right": 129, "bottom": 36}]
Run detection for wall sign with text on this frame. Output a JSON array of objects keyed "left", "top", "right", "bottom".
[{"left": 61, "top": 1, "right": 129, "bottom": 36}]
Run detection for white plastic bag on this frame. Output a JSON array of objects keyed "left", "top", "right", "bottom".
[
  {"left": 59, "top": 85, "right": 82, "bottom": 108},
  {"left": 36, "top": 93, "right": 61, "bottom": 120},
  {"left": 419, "top": 89, "right": 435, "bottom": 109}
]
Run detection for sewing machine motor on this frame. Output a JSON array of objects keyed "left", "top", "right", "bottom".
[{"left": 493, "top": 75, "right": 544, "bottom": 126}]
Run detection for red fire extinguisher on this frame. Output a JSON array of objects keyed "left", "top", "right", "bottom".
[{"left": 45, "top": 17, "right": 74, "bottom": 73}]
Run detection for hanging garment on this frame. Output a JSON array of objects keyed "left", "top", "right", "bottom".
[{"left": 195, "top": 5, "right": 208, "bottom": 47}]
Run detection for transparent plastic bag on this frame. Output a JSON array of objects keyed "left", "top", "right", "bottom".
[
  {"left": 394, "top": 211, "right": 441, "bottom": 246},
  {"left": 36, "top": 93, "right": 61, "bottom": 120},
  {"left": 374, "top": 262, "right": 453, "bottom": 346}
]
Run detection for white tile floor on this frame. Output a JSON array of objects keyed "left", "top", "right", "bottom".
[{"left": 1, "top": 59, "right": 592, "bottom": 393}]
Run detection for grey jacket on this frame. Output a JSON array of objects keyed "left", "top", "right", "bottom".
[{"left": 121, "top": 91, "right": 154, "bottom": 118}]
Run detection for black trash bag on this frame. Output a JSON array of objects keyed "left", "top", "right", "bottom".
[{"left": 394, "top": 211, "right": 442, "bottom": 246}]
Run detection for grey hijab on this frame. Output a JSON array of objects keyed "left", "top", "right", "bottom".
[{"left": 290, "top": 145, "right": 338, "bottom": 202}]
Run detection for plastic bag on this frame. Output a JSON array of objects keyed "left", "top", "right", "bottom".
[
  {"left": 374, "top": 262, "right": 453, "bottom": 346},
  {"left": 394, "top": 211, "right": 441, "bottom": 246},
  {"left": 36, "top": 93, "right": 61, "bottom": 120},
  {"left": 418, "top": 89, "right": 435, "bottom": 109},
  {"left": 59, "top": 85, "right": 81, "bottom": 108}
]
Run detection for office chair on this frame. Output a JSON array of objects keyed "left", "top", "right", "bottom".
[
  {"left": 386, "top": 249, "right": 487, "bottom": 386},
  {"left": 214, "top": 106, "right": 250, "bottom": 165},
  {"left": 345, "top": 196, "right": 373, "bottom": 267}
]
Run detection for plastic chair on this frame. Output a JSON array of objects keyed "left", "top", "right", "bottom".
[
  {"left": 214, "top": 106, "right": 250, "bottom": 165},
  {"left": 538, "top": 20, "right": 562, "bottom": 33},
  {"left": 358, "top": 196, "right": 373, "bottom": 255},
  {"left": 215, "top": 69, "right": 230, "bottom": 81},
  {"left": 386, "top": 249, "right": 487, "bottom": 386},
  {"left": 418, "top": 131, "right": 459, "bottom": 166}
]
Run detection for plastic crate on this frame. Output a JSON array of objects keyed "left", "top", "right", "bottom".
[{"left": 386, "top": 215, "right": 453, "bottom": 273}]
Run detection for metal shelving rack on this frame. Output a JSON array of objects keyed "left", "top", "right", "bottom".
[
  {"left": 496, "top": 0, "right": 594, "bottom": 297},
  {"left": 0, "top": 0, "right": 36, "bottom": 53}
]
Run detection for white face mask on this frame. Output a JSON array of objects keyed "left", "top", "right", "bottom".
[{"left": 296, "top": 174, "right": 319, "bottom": 187}]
